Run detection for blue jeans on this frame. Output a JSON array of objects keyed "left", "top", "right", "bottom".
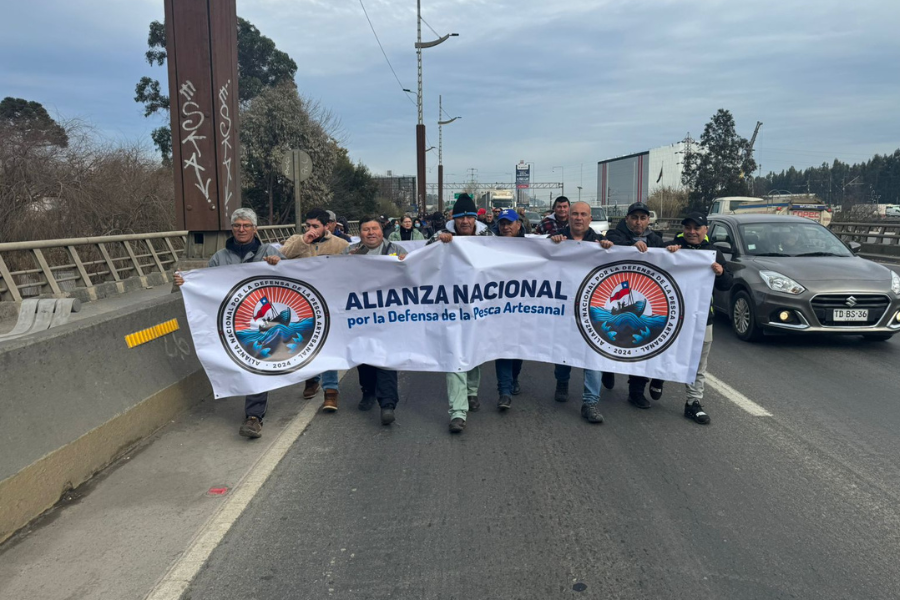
[
  {"left": 495, "top": 359, "right": 523, "bottom": 395},
  {"left": 554, "top": 364, "right": 601, "bottom": 405},
  {"left": 311, "top": 371, "right": 339, "bottom": 390}
]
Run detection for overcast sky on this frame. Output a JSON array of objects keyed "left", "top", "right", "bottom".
[{"left": 3, "top": 0, "right": 898, "bottom": 201}]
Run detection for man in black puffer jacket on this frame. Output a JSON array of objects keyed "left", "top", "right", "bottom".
[
  {"left": 603, "top": 202, "right": 667, "bottom": 408},
  {"left": 665, "top": 213, "right": 733, "bottom": 424}
]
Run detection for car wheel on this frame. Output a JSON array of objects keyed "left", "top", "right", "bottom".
[
  {"left": 731, "top": 290, "right": 763, "bottom": 342},
  {"left": 861, "top": 333, "right": 893, "bottom": 342}
]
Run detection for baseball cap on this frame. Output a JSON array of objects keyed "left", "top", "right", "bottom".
[
  {"left": 627, "top": 202, "right": 651, "bottom": 216},
  {"left": 477, "top": 208, "right": 486, "bottom": 216},
  {"left": 498, "top": 208, "right": 519, "bottom": 222},
  {"left": 681, "top": 212, "right": 708, "bottom": 227}
]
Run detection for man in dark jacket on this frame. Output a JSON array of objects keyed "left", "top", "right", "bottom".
[
  {"left": 666, "top": 212, "right": 733, "bottom": 424},
  {"left": 493, "top": 209, "right": 526, "bottom": 411},
  {"left": 604, "top": 202, "right": 667, "bottom": 408}
]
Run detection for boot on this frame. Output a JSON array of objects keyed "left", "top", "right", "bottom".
[
  {"left": 322, "top": 389, "right": 339, "bottom": 412},
  {"left": 303, "top": 379, "right": 320, "bottom": 399},
  {"left": 554, "top": 380, "right": 568, "bottom": 402}
]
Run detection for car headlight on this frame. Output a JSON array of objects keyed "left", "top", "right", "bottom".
[
  {"left": 759, "top": 270, "right": 806, "bottom": 295},
  {"left": 892, "top": 271, "right": 900, "bottom": 295}
]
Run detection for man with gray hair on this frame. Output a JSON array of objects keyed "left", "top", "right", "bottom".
[{"left": 174, "top": 207, "right": 284, "bottom": 439}]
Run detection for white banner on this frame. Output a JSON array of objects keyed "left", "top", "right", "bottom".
[{"left": 180, "top": 238, "right": 716, "bottom": 398}]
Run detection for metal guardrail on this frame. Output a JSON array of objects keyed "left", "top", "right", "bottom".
[
  {"left": 829, "top": 222, "right": 900, "bottom": 261},
  {"left": 0, "top": 223, "right": 361, "bottom": 303}
]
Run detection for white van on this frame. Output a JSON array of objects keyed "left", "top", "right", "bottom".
[{"left": 590, "top": 206, "right": 611, "bottom": 234}]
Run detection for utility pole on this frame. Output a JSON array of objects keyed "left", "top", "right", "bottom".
[{"left": 437, "top": 95, "right": 460, "bottom": 214}]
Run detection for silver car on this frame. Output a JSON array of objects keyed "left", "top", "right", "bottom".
[{"left": 708, "top": 214, "right": 900, "bottom": 341}]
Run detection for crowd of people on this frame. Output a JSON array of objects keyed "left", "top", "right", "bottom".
[{"left": 174, "top": 193, "right": 732, "bottom": 438}]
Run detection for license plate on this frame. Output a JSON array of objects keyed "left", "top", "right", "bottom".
[{"left": 833, "top": 309, "right": 868, "bottom": 321}]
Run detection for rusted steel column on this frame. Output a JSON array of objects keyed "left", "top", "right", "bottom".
[{"left": 164, "top": 0, "right": 240, "bottom": 250}]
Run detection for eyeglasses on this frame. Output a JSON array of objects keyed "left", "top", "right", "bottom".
[{"left": 232, "top": 223, "right": 255, "bottom": 230}]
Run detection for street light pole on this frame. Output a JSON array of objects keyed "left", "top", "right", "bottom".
[
  {"left": 552, "top": 166, "right": 564, "bottom": 196},
  {"left": 415, "top": 1, "right": 457, "bottom": 216},
  {"left": 437, "top": 94, "right": 460, "bottom": 214}
]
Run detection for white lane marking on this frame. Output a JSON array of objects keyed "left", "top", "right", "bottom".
[
  {"left": 706, "top": 373, "right": 773, "bottom": 417},
  {"left": 144, "top": 386, "right": 328, "bottom": 600}
]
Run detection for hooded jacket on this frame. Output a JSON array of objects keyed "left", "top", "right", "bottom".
[
  {"left": 281, "top": 231, "right": 349, "bottom": 259},
  {"left": 605, "top": 218, "right": 665, "bottom": 248},
  {"left": 670, "top": 234, "right": 734, "bottom": 325}
]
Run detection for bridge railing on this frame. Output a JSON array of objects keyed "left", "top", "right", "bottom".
[
  {"left": 0, "top": 223, "right": 364, "bottom": 303},
  {"left": 829, "top": 222, "right": 900, "bottom": 260}
]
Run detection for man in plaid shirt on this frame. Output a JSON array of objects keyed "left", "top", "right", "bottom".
[{"left": 535, "top": 196, "right": 570, "bottom": 235}]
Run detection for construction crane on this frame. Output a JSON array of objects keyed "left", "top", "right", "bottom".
[{"left": 741, "top": 121, "right": 763, "bottom": 191}]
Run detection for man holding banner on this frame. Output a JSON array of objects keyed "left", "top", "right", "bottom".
[
  {"left": 173, "top": 208, "right": 284, "bottom": 439},
  {"left": 282, "top": 208, "right": 349, "bottom": 411},
  {"left": 427, "top": 193, "right": 494, "bottom": 433},
  {"left": 604, "top": 202, "right": 668, "bottom": 409},
  {"left": 549, "top": 201, "right": 614, "bottom": 424},
  {"left": 342, "top": 216, "right": 407, "bottom": 425}
]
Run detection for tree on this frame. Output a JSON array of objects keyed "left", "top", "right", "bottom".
[
  {"left": 134, "top": 17, "right": 298, "bottom": 160},
  {"left": 681, "top": 109, "right": 757, "bottom": 211},
  {"left": 329, "top": 148, "right": 379, "bottom": 219},
  {"left": 0, "top": 97, "right": 68, "bottom": 148},
  {"left": 240, "top": 84, "right": 341, "bottom": 224}
]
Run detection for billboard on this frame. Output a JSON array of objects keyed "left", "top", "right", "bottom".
[{"left": 516, "top": 163, "right": 530, "bottom": 189}]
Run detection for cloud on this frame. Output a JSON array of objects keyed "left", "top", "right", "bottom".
[{"left": 2, "top": 0, "right": 898, "bottom": 199}]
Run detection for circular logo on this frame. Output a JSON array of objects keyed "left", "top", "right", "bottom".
[
  {"left": 217, "top": 277, "right": 329, "bottom": 375},
  {"left": 575, "top": 261, "right": 684, "bottom": 361}
]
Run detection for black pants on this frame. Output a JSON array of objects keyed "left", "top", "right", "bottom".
[
  {"left": 245, "top": 392, "right": 268, "bottom": 420},
  {"left": 628, "top": 376, "right": 648, "bottom": 394},
  {"left": 357, "top": 364, "right": 399, "bottom": 409}
]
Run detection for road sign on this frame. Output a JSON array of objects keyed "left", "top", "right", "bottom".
[{"left": 282, "top": 149, "right": 312, "bottom": 183}]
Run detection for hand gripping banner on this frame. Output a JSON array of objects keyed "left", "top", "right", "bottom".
[{"left": 180, "top": 238, "right": 716, "bottom": 398}]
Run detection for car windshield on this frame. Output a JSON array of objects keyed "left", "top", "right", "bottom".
[
  {"left": 739, "top": 222, "right": 853, "bottom": 257},
  {"left": 590, "top": 207, "right": 608, "bottom": 221}
]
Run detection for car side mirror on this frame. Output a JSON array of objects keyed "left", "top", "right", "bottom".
[
  {"left": 714, "top": 241, "right": 733, "bottom": 254},
  {"left": 848, "top": 241, "right": 861, "bottom": 254}
]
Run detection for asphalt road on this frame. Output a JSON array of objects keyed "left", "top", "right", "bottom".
[{"left": 184, "top": 322, "right": 900, "bottom": 600}]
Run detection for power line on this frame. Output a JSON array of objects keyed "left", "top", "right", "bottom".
[{"left": 358, "top": 0, "right": 416, "bottom": 107}]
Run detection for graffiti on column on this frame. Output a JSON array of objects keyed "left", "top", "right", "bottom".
[
  {"left": 178, "top": 80, "right": 213, "bottom": 205},
  {"left": 218, "top": 79, "right": 234, "bottom": 211}
]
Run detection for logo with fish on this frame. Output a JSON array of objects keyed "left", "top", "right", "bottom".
[
  {"left": 576, "top": 261, "right": 683, "bottom": 361},
  {"left": 217, "top": 277, "right": 329, "bottom": 374}
]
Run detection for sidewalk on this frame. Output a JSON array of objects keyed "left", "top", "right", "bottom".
[{"left": 0, "top": 377, "right": 331, "bottom": 600}]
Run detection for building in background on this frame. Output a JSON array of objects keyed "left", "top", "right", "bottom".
[
  {"left": 373, "top": 171, "right": 416, "bottom": 210},
  {"left": 597, "top": 142, "right": 686, "bottom": 206}
]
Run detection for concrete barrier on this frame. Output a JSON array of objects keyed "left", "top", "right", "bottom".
[{"left": 0, "top": 293, "right": 210, "bottom": 543}]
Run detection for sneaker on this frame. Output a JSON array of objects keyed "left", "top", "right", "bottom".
[
  {"left": 468, "top": 395, "right": 480, "bottom": 412},
  {"left": 239, "top": 416, "right": 262, "bottom": 439},
  {"left": 601, "top": 372, "right": 615, "bottom": 390},
  {"left": 511, "top": 380, "right": 522, "bottom": 396},
  {"left": 580, "top": 403, "right": 604, "bottom": 424},
  {"left": 554, "top": 381, "right": 569, "bottom": 402},
  {"left": 322, "top": 389, "right": 339, "bottom": 412},
  {"left": 649, "top": 379, "right": 664, "bottom": 400},
  {"left": 628, "top": 393, "right": 652, "bottom": 409},
  {"left": 303, "top": 380, "right": 320, "bottom": 399},
  {"left": 685, "top": 401, "right": 710, "bottom": 424},
  {"left": 498, "top": 394, "right": 512, "bottom": 411},
  {"left": 449, "top": 418, "right": 466, "bottom": 433},
  {"left": 380, "top": 407, "right": 395, "bottom": 425},
  {"left": 358, "top": 393, "right": 376, "bottom": 411}
]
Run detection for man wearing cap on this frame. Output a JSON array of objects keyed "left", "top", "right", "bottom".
[
  {"left": 536, "top": 196, "right": 570, "bottom": 235},
  {"left": 603, "top": 202, "right": 667, "bottom": 409},
  {"left": 665, "top": 213, "right": 733, "bottom": 424},
  {"left": 325, "top": 210, "right": 352, "bottom": 242},
  {"left": 548, "top": 201, "right": 613, "bottom": 424},
  {"left": 427, "top": 193, "right": 493, "bottom": 433},
  {"left": 282, "top": 207, "right": 349, "bottom": 411},
  {"left": 493, "top": 208, "right": 527, "bottom": 411},
  {"left": 342, "top": 215, "right": 407, "bottom": 425}
]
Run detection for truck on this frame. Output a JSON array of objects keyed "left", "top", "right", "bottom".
[
  {"left": 708, "top": 196, "right": 833, "bottom": 227},
  {"left": 480, "top": 189, "right": 515, "bottom": 211}
]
